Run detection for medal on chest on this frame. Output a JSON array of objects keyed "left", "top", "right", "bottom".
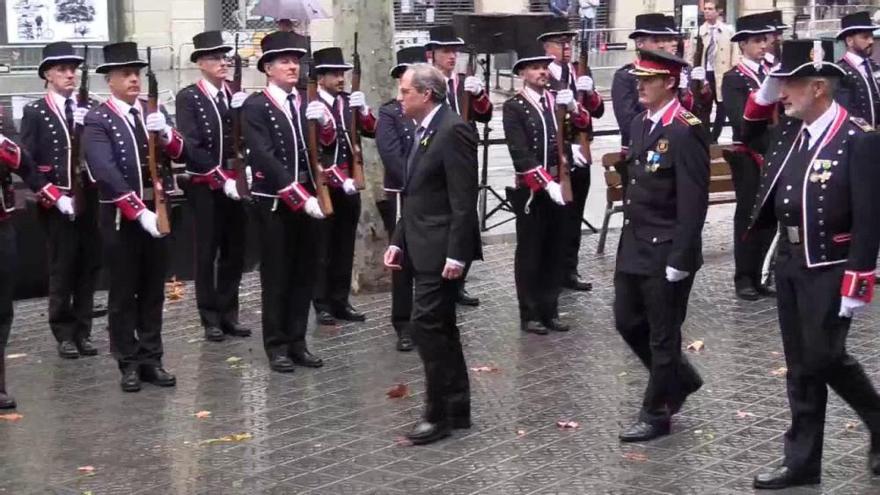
[
  {"left": 645, "top": 150, "right": 662, "bottom": 172},
  {"left": 808, "top": 159, "right": 835, "bottom": 184}
]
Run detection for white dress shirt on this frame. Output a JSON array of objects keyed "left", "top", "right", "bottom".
[
  {"left": 646, "top": 97, "right": 678, "bottom": 134},
  {"left": 802, "top": 102, "right": 838, "bottom": 150}
]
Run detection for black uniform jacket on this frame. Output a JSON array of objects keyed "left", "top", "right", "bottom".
[
  {"left": 0, "top": 137, "right": 49, "bottom": 219},
  {"left": 175, "top": 80, "right": 235, "bottom": 184},
  {"left": 446, "top": 72, "right": 493, "bottom": 124},
  {"left": 836, "top": 53, "right": 880, "bottom": 126},
  {"left": 376, "top": 99, "right": 415, "bottom": 192}
]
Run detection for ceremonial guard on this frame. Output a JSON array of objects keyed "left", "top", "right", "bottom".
[
  {"left": 540, "top": 20, "right": 605, "bottom": 292},
  {"left": 176, "top": 31, "right": 251, "bottom": 343},
  {"left": 311, "top": 47, "right": 377, "bottom": 326},
  {"left": 614, "top": 50, "right": 708, "bottom": 442},
  {"left": 426, "top": 24, "right": 490, "bottom": 307},
  {"left": 504, "top": 43, "right": 592, "bottom": 335},
  {"left": 763, "top": 11, "right": 788, "bottom": 71},
  {"left": 19, "top": 42, "right": 100, "bottom": 359},
  {"left": 744, "top": 39, "right": 880, "bottom": 490},
  {"left": 83, "top": 42, "right": 185, "bottom": 392},
  {"left": 375, "top": 46, "right": 425, "bottom": 352},
  {"left": 721, "top": 13, "right": 778, "bottom": 301},
  {"left": 241, "top": 31, "right": 326, "bottom": 373},
  {"left": 835, "top": 12, "right": 880, "bottom": 127}
]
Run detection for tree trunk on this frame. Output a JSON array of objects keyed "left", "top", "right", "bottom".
[{"left": 333, "top": 0, "right": 396, "bottom": 294}]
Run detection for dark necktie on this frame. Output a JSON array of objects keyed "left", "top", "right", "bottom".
[
  {"left": 757, "top": 65, "right": 765, "bottom": 83},
  {"left": 406, "top": 126, "right": 425, "bottom": 179},
  {"left": 287, "top": 94, "right": 302, "bottom": 136},
  {"left": 64, "top": 98, "right": 74, "bottom": 131},
  {"left": 129, "top": 107, "right": 149, "bottom": 161},
  {"left": 447, "top": 79, "right": 458, "bottom": 114},
  {"left": 799, "top": 128, "right": 811, "bottom": 152},
  {"left": 540, "top": 96, "right": 554, "bottom": 126},
  {"left": 216, "top": 91, "right": 228, "bottom": 117}
]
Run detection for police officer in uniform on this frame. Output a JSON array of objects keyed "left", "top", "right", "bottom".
[
  {"left": 503, "top": 43, "right": 593, "bottom": 335},
  {"left": 721, "top": 13, "right": 778, "bottom": 301},
  {"left": 614, "top": 49, "right": 708, "bottom": 442},
  {"left": 176, "top": 31, "right": 251, "bottom": 343},
  {"left": 20, "top": 42, "right": 101, "bottom": 359},
  {"left": 376, "top": 46, "right": 425, "bottom": 352},
  {"left": 241, "top": 31, "right": 327, "bottom": 373},
  {"left": 83, "top": 42, "right": 186, "bottom": 392},
  {"left": 311, "top": 47, "right": 378, "bottom": 326},
  {"left": 835, "top": 12, "right": 880, "bottom": 127},
  {"left": 744, "top": 39, "right": 880, "bottom": 490}
]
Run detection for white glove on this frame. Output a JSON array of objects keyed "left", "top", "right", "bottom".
[
  {"left": 137, "top": 209, "right": 164, "bottom": 238},
  {"left": 572, "top": 144, "right": 589, "bottom": 167},
  {"left": 306, "top": 101, "right": 327, "bottom": 126},
  {"left": 349, "top": 91, "right": 366, "bottom": 108},
  {"left": 556, "top": 89, "right": 577, "bottom": 112},
  {"left": 223, "top": 178, "right": 240, "bottom": 201},
  {"left": 303, "top": 196, "right": 325, "bottom": 219},
  {"left": 383, "top": 245, "right": 403, "bottom": 270},
  {"left": 678, "top": 71, "right": 690, "bottom": 89},
  {"left": 545, "top": 181, "right": 566, "bottom": 205},
  {"left": 145, "top": 112, "right": 171, "bottom": 135},
  {"left": 575, "top": 75, "right": 594, "bottom": 94},
  {"left": 342, "top": 178, "right": 358, "bottom": 195},
  {"left": 839, "top": 296, "right": 866, "bottom": 319},
  {"left": 464, "top": 76, "right": 484, "bottom": 95},
  {"left": 245, "top": 165, "right": 253, "bottom": 188},
  {"left": 73, "top": 107, "right": 88, "bottom": 126},
  {"left": 55, "top": 195, "right": 75, "bottom": 218},
  {"left": 230, "top": 91, "right": 248, "bottom": 109},
  {"left": 690, "top": 66, "right": 706, "bottom": 81},
  {"left": 665, "top": 266, "right": 690, "bottom": 282},
  {"left": 756, "top": 76, "right": 782, "bottom": 105},
  {"left": 0, "top": 133, "right": 7, "bottom": 146}
]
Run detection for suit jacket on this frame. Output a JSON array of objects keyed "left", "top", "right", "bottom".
[
  {"left": 175, "top": 80, "right": 235, "bottom": 181},
  {"left": 612, "top": 64, "right": 642, "bottom": 150},
  {"left": 0, "top": 137, "right": 48, "bottom": 220},
  {"left": 684, "top": 21, "right": 737, "bottom": 98},
  {"left": 391, "top": 105, "right": 479, "bottom": 273},
  {"left": 721, "top": 62, "right": 766, "bottom": 147},
  {"left": 376, "top": 99, "right": 415, "bottom": 192},
  {"left": 836, "top": 55, "right": 880, "bottom": 127}
]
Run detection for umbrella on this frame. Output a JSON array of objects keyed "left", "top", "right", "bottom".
[{"left": 252, "top": 0, "right": 330, "bottom": 33}]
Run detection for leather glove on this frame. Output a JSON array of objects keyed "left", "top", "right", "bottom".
[
  {"left": 137, "top": 209, "right": 164, "bottom": 238},
  {"left": 690, "top": 66, "right": 706, "bottom": 81},
  {"left": 342, "top": 178, "right": 358, "bottom": 195},
  {"left": 756, "top": 75, "right": 782, "bottom": 105},
  {"left": 572, "top": 144, "right": 589, "bottom": 167},
  {"left": 303, "top": 196, "right": 325, "bottom": 219},
  {"left": 665, "top": 266, "right": 690, "bottom": 282},
  {"left": 678, "top": 71, "right": 690, "bottom": 89},
  {"left": 575, "top": 75, "right": 594, "bottom": 94},
  {"left": 55, "top": 195, "right": 75, "bottom": 219},
  {"left": 73, "top": 107, "right": 89, "bottom": 126},
  {"left": 223, "top": 178, "right": 241, "bottom": 201},
  {"left": 545, "top": 181, "right": 566, "bottom": 205},
  {"left": 230, "top": 91, "right": 248, "bottom": 109},
  {"left": 464, "top": 76, "right": 484, "bottom": 95},
  {"left": 556, "top": 89, "right": 577, "bottom": 112},
  {"left": 384, "top": 245, "right": 402, "bottom": 270},
  {"left": 839, "top": 296, "right": 866, "bottom": 319},
  {"left": 306, "top": 101, "right": 327, "bottom": 126}
]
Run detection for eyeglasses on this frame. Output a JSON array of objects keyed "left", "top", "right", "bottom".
[{"left": 200, "top": 54, "right": 232, "bottom": 63}]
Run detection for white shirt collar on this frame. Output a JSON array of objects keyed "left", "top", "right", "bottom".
[
  {"left": 764, "top": 53, "right": 776, "bottom": 65},
  {"left": 110, "top": 95, "right": 143, "bottom": 121},
  {"left": 548, "top": 61, "right": 571, "bottom": 82},
  {"left": 200, "top": 78, "right": 227, "bottom": 99},
  {"left": 267, "top": 82, "right": 300, "bottom": 111},
  {"left": 417, "top": 103, "right": 443, "bottom": 131},
  {"left": 523, "top": 85, "right": 547, "bottom": 106},
  {"left": 48, "top": 90, "right": 75, "bottom": 114},
  {"left": 318, "top": 87, "right": 336, "bottom": 106},
  {"left": 741, "top": 57, "right": 763, "bottom": 74},
  {"left": 803, "top": 102, "right": 838, "bottom": 149},
  {"left": 647, "top": 97, "right": 677, "bottom": 127},
  {"left": 845, "top": 51, "right": 866, "bottom": 68}
]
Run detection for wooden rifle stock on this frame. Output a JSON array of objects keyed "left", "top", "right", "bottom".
[
  {"left": 576, "top": 25, "right": 594, "bottom": 168},
  {"left": 307, "top": 68, "right": 334, "bottom": 216},
  {"left": 689, "top": 30, "right": 712, "bottom": 125},
  {"left": 555, "top": 63, "right": 573, "bottom": 203},
  {"left": 146, "top": 47, "right": 171, "bottom": 235},
  {"left": 349, "top": 32, "right": 365, "bottom": 190},
  {"left": 230, "top": 33, "right": 250, "bottom": 199},
  {"left": 70, "top": 45, "right": 89, "bottom": 215},
  {"left": 460, "top": 50, "right": 476, "bottom": 123}
]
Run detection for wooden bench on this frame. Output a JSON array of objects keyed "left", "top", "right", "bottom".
[{"left": 596, "top": 145, "right": 736, "bottom": 254}]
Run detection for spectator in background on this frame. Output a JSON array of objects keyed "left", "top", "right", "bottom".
[
  {"left": 579, "top": 0, "right": 600, "bottom": 52},
  {"left": 549, "top": 0, "right": 571, "bottom": 17}
]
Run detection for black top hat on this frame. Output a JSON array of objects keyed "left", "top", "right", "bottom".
[
  {"left": 96, "top": 42, "right": 147, "bottom": 74},
  {"left": 629, "top": 14, "right": 679, "bottom": 39},
  {"left": 312, "top": 47, "right": 352, "bottom": 73},
  {"left": 424, "top": 25, "right": 465, "bottom": 49},
  {"left": 38, "top": 42, "right": 83, "bottom": 80},
  {"left": 731, "top": 12, "right": 777, "bottom": 42},
  {"left": 537, "top": 17, "right": 577, "bottom": 42},
  {"left": 662, "top": 16, "right": 683, "bottom": 37},
  {"left": 512, "top": 43, "right": 554, "bottom": 75},
  {"left": 836, "top": 11, "right": 878, "bottom": 40},
  {"left": 190, "top": 31, "right": 232, "bottom": 63},
  {"left": 257, "top": 31, "right": 308, "bottom": 73},
  {"left": 769, "top": 39, "right": 845, "bottom": 78},
  {"left": 768, "top": 10, "right": 789, "bottom": 32},
  {"left": 391, "top": 46, "right": 426, "bottom": 79},
  {"left": 629, "top": 49, "right": 688, "bottom": 77}
]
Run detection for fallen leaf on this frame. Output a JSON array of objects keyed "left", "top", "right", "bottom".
[
  {"left": 470, "top": 366, "right": 500, "bottom": 373},
  {"left": 77, "top": 466, "right": 96, "bottom": 474},
  {"left": 199, "top": 432, "right": 253, "bottom": 445},
  {"left": 83, "top": 491, "right": 94, "bottom": 495},
  {"left": 846, "top": 422, "right": 858, "bottom": 431},
  {"left": 617, "top": 371, "right": 628, "bottom": 377},
  {"left": 770, "top": 367, "right": 788, "bottom": 377},
  {"left": 0, "top": 413, "right": 23, "bottom": 421},
  {"left": 556, "top": 420, "right": 580, "bottom": 429},
  {"left": 686, "top": 340, "right": 705, "bottom": 352},
  {"left": 194, "top": 411, "right": 212, "bottom": 419},
  {"left": 6, "top": 353, "right": 27, "bottom": 360},
  {"left": 771, "top": 351, "right": 782, "bottom": 357},
  {"left": 394, "top": 436, "right": 413, "bottom": 447},
  {"left": 165, "top": 277, "right": 185, "bottom": 302},
  {"left": 186, "top": 338, "right": 201, "bottom": 344},
  {"left": 386, "top": 383, "right": 409, "bottom": 399},
  {"left": 622, "top": 452, "right": 648, "bottom": 462},
  {"left": 516, "top": 429, "right": 527, "bottom": 437},
  {"left": 225, "top": 356, "right": 243, "bottom": 364},
  {"left": 736, "top": 410, "right": 755, "bottom": 419}
]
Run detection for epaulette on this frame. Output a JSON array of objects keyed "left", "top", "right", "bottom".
[
  {"left": 678, "top": 110, "right": 702, "bottom": 127},
  {"left": 850, "top": 116, "right": 874, "bottom": 132}
]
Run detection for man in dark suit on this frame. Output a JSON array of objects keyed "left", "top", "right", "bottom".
[
  {"left": 614, "top": 49, "right": 709, "bottom": 443},
  {"left": 384, "top": 63, "right": 479, "bottom": 445},
  {"left": 835, "top": 12, "right": 880, "bottom": 126},
  {"left": 175, "top": 31, "right": 251, "bottom": 343}
]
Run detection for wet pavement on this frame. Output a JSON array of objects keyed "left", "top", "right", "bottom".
[{"left": 4, "top": 212, "right": 880, "bottom": 495}]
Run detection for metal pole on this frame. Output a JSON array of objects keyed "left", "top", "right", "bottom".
[
  {"left": 727, "top": 0, "right": 738, "bottom": 25},
  {"left": 204, "top": 0, "right": 223, "bottom": 30}
]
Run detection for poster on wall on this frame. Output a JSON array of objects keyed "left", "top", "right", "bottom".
[{"left": 6, "top": 0, "right": 110, "bottom": 44}]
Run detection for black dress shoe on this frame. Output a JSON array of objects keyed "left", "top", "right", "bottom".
[
  {"left": 57, "top": 340, "right": 80, "bottom": 359},
  {"left": 204, "top": 326, "right": 226, "bottom": 342},
  {"left": 753, "top": 466, "right": 820, "bottom": 489},
  {"left": 757, "top": 285, "right": 777, "bottom": 297},
  {"left": 406, "top": 420, "right": 451, "bottom": 445},
  {"left": 334, "top": 304, "right": 366, "bottom": 322},
  {"left": 736, "top": 286, "right": 761, "bottom": 301},
  {"left": 222, "top": 322, "right": 252, "bottom": 337},
  {"left": 269, "top": 355, "right": 296, "bottom": 373},
  {"left": 564, "top": 274, "right": 593, "bottom": 292},
  {"left": 396, "top": 331, "right": 415, "bottom": 352},
  {"left": 75, "top": 338, "right": 98, "bottom": 356},
  {"left": 542, "top": 318, "right": 570, "bottom": 332},
  {"left": 456, "top": 289, "right": 480, "bottom": 307},
  {"left": 870, "top": 450, "right": 880, "bottom": 475},
  {"left": 120, "top": 369, "right": 141, "bottom": 393},
  {"left": 290, "top": 350, "right": 324, "bottom": 368},
  {"left": 0, "top": 392, "right": 16, "bottom": 409},
  {"left": 317, "top": 310, "right": 336, "bottom": 326},
  {"left": 140, "top": 366, "right": 176, "bottom": 387},
  {"left": 521, "top": 320, "right": 548, "bottom": 335},
  {"left": 619, "top": 420, "right": 670, "bottom": 442}
]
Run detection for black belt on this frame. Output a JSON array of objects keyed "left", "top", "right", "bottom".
[{"left": 780, "top": 224, "right": 802, "bottom": 245}]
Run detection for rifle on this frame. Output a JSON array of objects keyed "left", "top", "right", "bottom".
[
  {"left": 460, "top": 49, "right": 476, "bottom": 123},
  {"left": 307, "top": 63, "right": 334, "bottom": 216},
  {"left": 555, "top": 62, "right": 573, "bottom": 203},
  {"left": 69, "top": 44, "right": 88, "bottom": 215},
  {"left": 348, "top": 32, "right": 365, "bottom": 190},
  {"left": 575, "top": 20, "right": 594, "bottom": 168},
  {"left": 230, "top": 33, "right": 250, "bottom": 200},
  {"left": 689, "top": 28, "right": 712, "bottom": 125},
  {"left": 146, "top": 47, "right": 171, "bottom": 234}
]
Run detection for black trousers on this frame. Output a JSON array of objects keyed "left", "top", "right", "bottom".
[
  {"left": 410, "top": 265, "right": 470, "bottom": 423},
  {"left": 706, "top": 71, "right": 726, "bottom": 143},
  {"left": 775, "top": 245, "right": 880, "bottom": 476},
  {"left": 513, "top": 190, "right": 566, "bottom": 322},
  {"left": 314, "top": 189, "right": 360, "bottom": 313},
  {"left": 563, "top": 166, "right": 591, "bottom": 277},
  {"left": 188, "top": 184, "right": 246, "bottom": 329},
  {"left": 729, "top": 152, "right": 776, "bottom": 290},
  {"left": 0, "top": 221, "right": 15, "bottom": 350},
  {"left": 100, "top": 204, "right": 167, "bottom": 371},
  {"left": 38, "top": 188, "right": 101, "bottom": 343},
  {"left": 255, "top": 198, "right": 317, "bottom": 358},
  {"left": 378, "top": 192, "right": 413, "bottom": 333},
  {"left": 614, "top": 271, "right": 702, "bottom": 425}
]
